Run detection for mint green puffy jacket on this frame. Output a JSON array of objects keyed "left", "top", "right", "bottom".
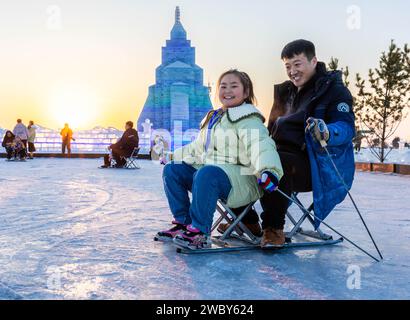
[{"left": 173, "top": 103, "right": 283, "bottom": 208}]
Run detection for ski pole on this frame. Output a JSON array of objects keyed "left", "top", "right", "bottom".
[
  {"left": 276, "top": 189, "right": 380, "bottom": 263},
  {"left": 307, "top": 118, "right": 383, "bottom": 260},
  {"left": 318, "top": 139, "right": 383, "bottom": 260}
]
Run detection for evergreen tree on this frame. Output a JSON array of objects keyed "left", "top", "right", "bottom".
[
  {"left": 328, "top": 57, "right": 339, "bottom": 71},
  {"left": 355, "top": 40, "right": 410, "bottom": 163},
  {"left": 328, "top": 57, "right": 350, "bottom": 87},
  {"left": 392, "top": 136, "right": 400, "bottom": 149}
]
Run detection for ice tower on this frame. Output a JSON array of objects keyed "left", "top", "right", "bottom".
[{"left": 137, "top": 7, "right": 212, "bottom": 141}]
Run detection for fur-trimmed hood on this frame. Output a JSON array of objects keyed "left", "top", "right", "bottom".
[
  {"left": 226, "top": 103, "right": 265, "bottom": 123},
  {"left": 201, "top": 104, "right": 265, "bottom": 129}
]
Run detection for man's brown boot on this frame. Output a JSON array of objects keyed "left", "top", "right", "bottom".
[
  {"left": 260, "top": 227, "right": 285, "bottom": 248},
  {"left": 217, "top": 222, "right": 263, "bottom": 237}
]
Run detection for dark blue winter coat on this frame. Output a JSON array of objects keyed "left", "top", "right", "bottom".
[{"left": 270, "top": 62, "right": 356, "bottom": 228}]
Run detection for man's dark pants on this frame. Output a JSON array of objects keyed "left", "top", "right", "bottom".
[
  {"left": 235, "top": 149, "right": 312, "bottom": 230},
  {"left": 62, "top": 139, "right": 71, "bottom": 155},
  {"left": 104, "top": 147, "right": 130, "bottom": 167},
  {"left": 5, "top": 147, "right": 13, "bottom": 160}
]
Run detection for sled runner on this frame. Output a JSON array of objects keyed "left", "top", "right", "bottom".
[{"left": 175, "top": 193, "right": 343, "bottom": 254}]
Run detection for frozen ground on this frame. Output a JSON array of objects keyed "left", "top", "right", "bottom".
[{"left": 0, "top": 158, "right": 409, "bottom": 300}]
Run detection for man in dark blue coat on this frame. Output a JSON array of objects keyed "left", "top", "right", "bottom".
[{"left": 259, "top": 39, "right": 355, "bottom": 247}]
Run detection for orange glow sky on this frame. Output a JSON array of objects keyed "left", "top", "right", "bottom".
[{"left": 0, "top": 0, "right": 409, "bottom": 139}]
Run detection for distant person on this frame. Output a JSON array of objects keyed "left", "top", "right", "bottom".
[
  {"left": 151, "top": 135, "right": 169, "bottom": 165},
  {"left": 2, "top": 134, "right": 27, "bottom": 161},
  {"left": 353, "top": 127, "right": 364, "bottom": 153},
  {"left": 27, "top": 121, "right": 37, "bottom": 159},
  {"left": 100, "top": 121, "right": 139, "bottom": 168},
  {"left": 2, "top": 130, "right": 16, "bottom": 160},
  {"left": 12, "top": 137, "right": 27, "bottom": 160},
  {"left": 60, "top": 123, "right": 75, "bottom": 155},
  {"left": 13, "top": 119, "right": 29, "bottom": 149}
]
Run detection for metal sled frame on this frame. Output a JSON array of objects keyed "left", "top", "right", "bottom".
[
  {"left": 176, "top": 193, "right": 343, "bottom": 254},
  {"left": 108, "top": 147, "right": 141, "bottom": 170},
  {"left": 124, "top": 147, "right": 141, "bottom": 169}
]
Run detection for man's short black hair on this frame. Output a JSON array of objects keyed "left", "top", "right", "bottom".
[
  {"left": 126, "top": 121, "right": 134, "bottom": 128},
  {"left": 281, "top": 39, "right": 316, "bottom": 61}
]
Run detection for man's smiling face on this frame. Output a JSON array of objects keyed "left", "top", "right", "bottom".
[{"left": 283, "top": 53, "right": 317, "bottom": 90}]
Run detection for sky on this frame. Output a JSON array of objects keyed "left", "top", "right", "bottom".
[{"left": 0, "top": 0, "right": 409, "bottom": 139}]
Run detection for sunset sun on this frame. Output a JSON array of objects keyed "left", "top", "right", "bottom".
[{"left": 48, "top": 86, "right": 99, "bottom": 129}]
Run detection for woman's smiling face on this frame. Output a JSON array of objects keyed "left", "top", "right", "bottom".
[{"left": 219, "top": 74, "right": 248, "bottom": 109}]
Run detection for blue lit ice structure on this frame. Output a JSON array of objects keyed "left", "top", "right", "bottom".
[{"left": 137, "top": 6, "right": 213, "bottom": 150}]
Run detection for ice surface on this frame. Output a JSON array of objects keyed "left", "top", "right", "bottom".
[{"left": 0, "top": 158, "right": 409, "bottom": 300}]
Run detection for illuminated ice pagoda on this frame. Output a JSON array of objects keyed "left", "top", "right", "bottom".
[{"left": 137, "top": 7, "right": 212, "bottom": 149}]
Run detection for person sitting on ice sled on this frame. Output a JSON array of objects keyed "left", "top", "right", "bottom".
[
  {"left": 156, "top": 69, "right": 284, "bottom": 250},
  {"left": 13, "top": 137, "right": 28, "bottom": 160},
  {"left": 2, "top": 135, "right": 27, "bottom": 161},
  {"left": 100, "top": 121, "right": 139, "bottom": 168},
  {"left": 2, "top": 131, "right": 16, "bottom": 160},
  {"left": 219, "top": 39, "right": 356, "bottom": 248}
]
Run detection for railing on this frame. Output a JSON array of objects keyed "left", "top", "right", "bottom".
[{"left": 27, "top": 138, "right": 152, "bottom": 155}]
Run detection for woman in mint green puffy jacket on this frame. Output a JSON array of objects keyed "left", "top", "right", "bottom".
[{"left": 156, "top": 70, "right": 283, "bottom": 250}]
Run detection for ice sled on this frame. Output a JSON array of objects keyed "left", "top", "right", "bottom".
[
  {"left": 175, "top": 193, "right": 343, "bottom": 254},
  {"left": 124, "top": 147, "right": 141, "bottom": 169},
  {"left": 100, "top": 147, "right": 141, "bottom": 170}
]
